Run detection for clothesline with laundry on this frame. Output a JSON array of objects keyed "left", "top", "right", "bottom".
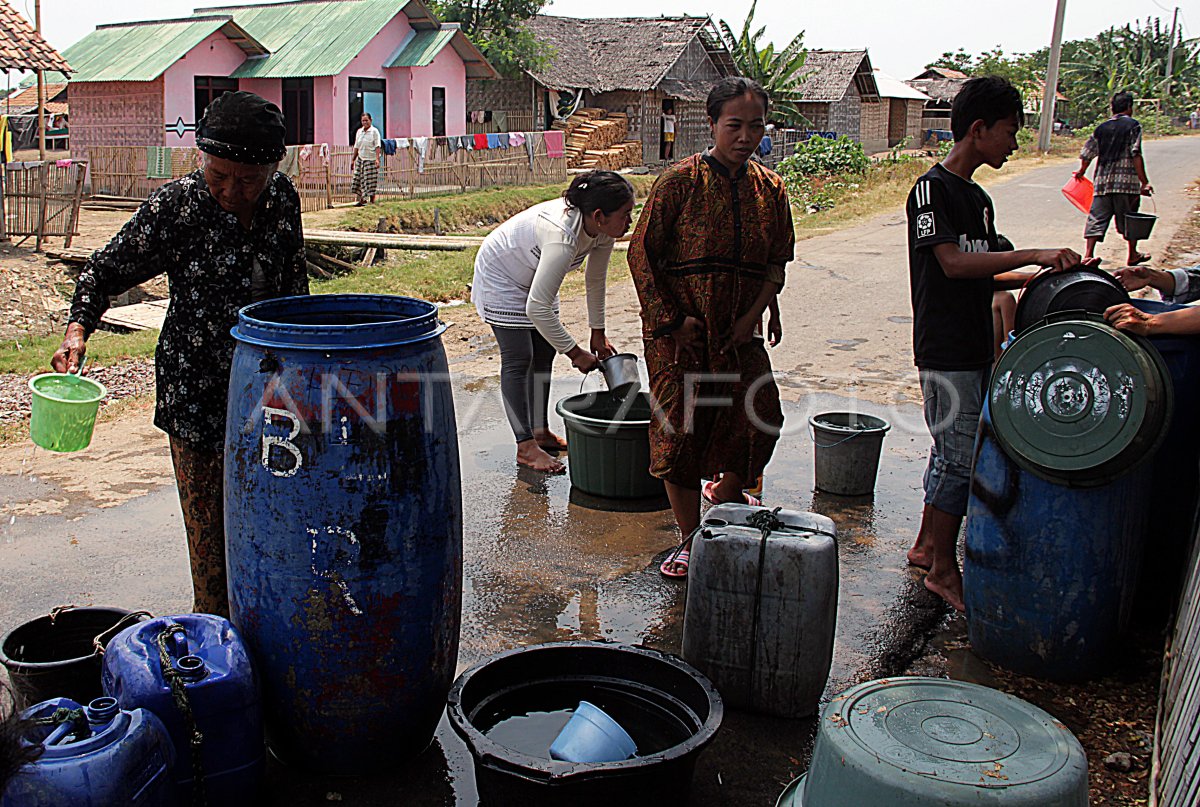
[{"left": 142, "top": 131, "right": 566, "bottom": 180}]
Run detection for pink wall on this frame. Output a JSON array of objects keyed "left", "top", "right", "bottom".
[
  {"left": 162, "top": 32, "right": 248, "bottom": 147},
  {"left": 384, "top": 66, "right": 412, "bottom": 139},
  {"left": 408, "top": 44, "right": 466, "bottom": 137},
  {"left": 331, "top": 12, "right": 413, "bottom": 144},
  {"left": 239, "top": 78, "right": 282, "bottom": 109},
  {"left": 313, "top": 75, "right": 337, "bottom": 146}
]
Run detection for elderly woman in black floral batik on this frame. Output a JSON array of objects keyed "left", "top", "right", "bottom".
[{"left": 51, "top": 91, "right": 308, "bottom": 616}]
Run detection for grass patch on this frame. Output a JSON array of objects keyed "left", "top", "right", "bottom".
[
  {"left": 312, "top": 248, "right": 479, "bottom": 302},
  {"left": 336, "top": 175, "right": 659, "bottom": 235},
  {"left": 793, "top": 159, "right": 931, "bottom": 239},
  {"left": 0, "top": 328, "right": 159, "bottom": 375}
]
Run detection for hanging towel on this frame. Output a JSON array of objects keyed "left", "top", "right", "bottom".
[
  {"left": 147, "top": 146, "right": 172, "bottom": 179},
  {"left": 524, "top": 132, "right": 537, "bottom": 169},
  {"left": 299, "top": 145, "right": 313, "bottom": 161},
  {"left": 757, "top": 135, "right": 773, "bottom": 156},
  {"left": 509, "top": 132, "right": 526, "bottom": 148},
  {"left": 461, "top": 134, "right": 475, "bottom": 150},
  {"left": 447, "top": 136, "right": 461, "bottom": 154},
  {"left": 486, "top": 133, "right": 501, "bottom": 149},
  {"left": 473, "top": 133, "right": 489, "bottom": 150},
  {"left": 382, "top": 138, "right": 398, "bottom": 156},
  {"left": 493, "top": 111, "right": 508, "bottom": 132},
  {"left": 55, "top": 159, "right": 72, "bottom": 168},
  {"left": 319, "top": 143, "right": 330, "bottom": 164},
  {"left": 543, "top": 130, "right": 565, "bottom": 159},
  {"left": 278, "top": 145, "right": 302, "bottom": 177},
  {"left": 396, "top": 137, "right": 411, "bottom": 149},
  {"left": 413, "top": 137, "right": 429, "bottom": 173}
]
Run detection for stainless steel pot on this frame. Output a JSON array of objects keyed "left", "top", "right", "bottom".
[{"left": 599, "top": 353, "right": 640, "bottom": 395}]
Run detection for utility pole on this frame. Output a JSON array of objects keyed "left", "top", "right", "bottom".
[
  {"left": 35, "top": 0, "right": 44, "bottom": 160},
  {"left": 1037, "top": 0, "right": 1068, "bottom": 152},
  {"left": 1164, "top": 6, "right": 1180, "bottom": 99}
]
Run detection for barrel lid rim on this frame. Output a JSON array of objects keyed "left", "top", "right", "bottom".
[
  {"left": 232, "top": 294, "right": 446, "bottom": 349},
  {"left": 446, "top": 640, "right": 724, "bottom": 777}
]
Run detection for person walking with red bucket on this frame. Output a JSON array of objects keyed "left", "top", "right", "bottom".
[{"left": 1076, "top": 92, "right": 1154, "bottom": 266}]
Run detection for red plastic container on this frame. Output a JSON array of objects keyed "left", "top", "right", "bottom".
[{"left": 1062, "top": 176, "right": 1094, "bottom": 214}]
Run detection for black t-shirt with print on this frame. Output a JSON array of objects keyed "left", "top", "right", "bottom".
[{"left": 906, "top": 163, "right": 999, "bottom": 370}]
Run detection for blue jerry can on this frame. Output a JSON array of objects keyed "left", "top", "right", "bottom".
[
  {"left": 224, "top": 295, "right": 463, "bottom": 773},
  {"left": 101, "top": 613, "right": 263, "bottom": 804},
  {"left": 2, "top": 697, "right": 174, "bottom": 806}
]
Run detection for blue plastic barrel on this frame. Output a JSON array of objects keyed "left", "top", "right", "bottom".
[
  {"left": 224, "top": 294, "right": 462, "bottom": 773},
  {"left": 964, "top": 399, "right": 1153, "bottom": 679},
  {"left": 2, "top": 697, "right": 175, "bottom": 806},
  {"left": 1131, "top": 299, "right": 1200, "bottom": 620},
  {"left": 100, "top": 613, "right": 262, "bottom": 803}
]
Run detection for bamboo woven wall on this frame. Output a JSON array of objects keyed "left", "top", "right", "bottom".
[
  {"left": 68, "top": 80, "right": 165, "bottom": 166},
  {"left": 3, "top": 160, "right": 88, "bottom": 248},
  {"left": 1155, "top": 522, "right": 1200, "bottom": 807},
  {"left": 87, "top": 136, "right": 567, "bottom": 213}
]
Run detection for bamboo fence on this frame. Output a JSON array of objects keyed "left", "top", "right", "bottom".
[
  {"left": 87, "top": 134, "right": 568, "bottom": 213},
  {"left": 3, "top": 160, "right": 88, "bottom": 249}
]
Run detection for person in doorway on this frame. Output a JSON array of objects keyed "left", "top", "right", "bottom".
[
  {"left": 661, "top": 101, "right": 677, "bottom": 163},
  {"left": 50, "top": 91, "right": 307, "bottom": 617},
  {"left": 630, "top": 77, "right": 793, "bottom": 579},
  {"left": 351, "top": 112, "right": 382, "bottom": 205},
  {"left": 1076, "top": 92, "right": 1153, "bottom": 265},
  {"left": 905, "top": 76, "right": 1086, "bottom": 612},
  {"left": 471, "top": 170, "right": 636, "bottom": 473}
]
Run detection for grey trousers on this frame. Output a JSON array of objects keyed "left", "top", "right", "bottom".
[{"left": 492, "top": 325, "right": 556, "bottom": 444}]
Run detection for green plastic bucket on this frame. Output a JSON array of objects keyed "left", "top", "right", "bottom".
[
  {"left": 809, "top": 412, "right": 890, "bottom": 496},
  {"left": 556, "top": 391, "right": 663, "bottom": 499},
  {"left": 28, "top": 373, "right": 107, "bottom": 452}
]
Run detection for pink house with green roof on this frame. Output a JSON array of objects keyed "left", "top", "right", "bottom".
[{"left": 58, "top": 0, "right": 497, "bottom": 162}]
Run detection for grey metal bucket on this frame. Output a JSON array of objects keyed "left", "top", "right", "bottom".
[
  {"left": 809, "top": 412, "right": 890, "bottom": 496},
  {"left": 599, "top": 353, "right": 641, "bottom": 396}
]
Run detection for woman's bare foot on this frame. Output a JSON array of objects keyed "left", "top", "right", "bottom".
[
  {"left": 517, "top": 440, "right": 565, "bottom": 473},
  {"left": 533, "top": 428, "right": 568, "bottom": 452},
  {"left": 906, "top": 545, "right": 933, "bottom": 570}
]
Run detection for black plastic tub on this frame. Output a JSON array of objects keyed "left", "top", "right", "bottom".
[
  {"left": 1014, "top": 265, "right": 1129, "bottom": 334},
  {"left": 0, "top": 607, "right": 143, "bottom": 709},
  {"left": 447, "top": 641, "right": 723, "bottom": 806}
]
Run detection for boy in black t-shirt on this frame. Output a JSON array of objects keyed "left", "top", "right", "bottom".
[{"left": 906, "top": 77, "right": 1084, "bottom": 612}]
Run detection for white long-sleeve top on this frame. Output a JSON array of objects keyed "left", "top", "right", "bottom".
[{"left": 471, "top": 198, "right": 613, "bottom": 352}]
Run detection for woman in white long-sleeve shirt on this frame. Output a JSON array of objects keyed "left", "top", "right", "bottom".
[{"left": 472, "top": 171, "right": 636, "bottom": 472}]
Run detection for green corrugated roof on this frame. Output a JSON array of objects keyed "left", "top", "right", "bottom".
[
  {"left": 223, "top": 0, "right": 407, "bottom": 79},
  {"left": 58, "top": 18, "right": 229, "bottom": 82},
  {"left": 385, "top": 28, "right": 454, "bottom": 68}
]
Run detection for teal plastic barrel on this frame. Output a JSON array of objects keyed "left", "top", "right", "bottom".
[
  {"left": 784, "top": 677, "right": 1088, "bottom": 806},
  {"left": 556, "top": 391, "right": 663, "bottom": 499}
]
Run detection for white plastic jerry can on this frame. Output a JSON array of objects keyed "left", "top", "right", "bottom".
[{"left": 682, "top": 503, "right": 838, "bottom": 718}]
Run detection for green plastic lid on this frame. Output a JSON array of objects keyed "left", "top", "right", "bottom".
[
  {"left": 796, "top": 677, "right": 1088, "bottom": 806},
  {"left": 989, "top": 316, "right": 1171, "bottom": 485}
]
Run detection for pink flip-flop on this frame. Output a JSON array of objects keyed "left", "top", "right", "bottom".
[
  {"left": 701, "top": 479, "right": 762, "bottom": 507},
  {"left": 659, "top": 545, "right": 690, "bottom": 579}
]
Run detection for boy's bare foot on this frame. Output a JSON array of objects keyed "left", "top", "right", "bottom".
[
  {"left": 533, "top": 429, "right": 568, "bottom": 452},
  {"left": 924, "top": 568, "right": 966, "bottom": 612},
  {"left": 906, "top": 546, "right": 933, "bottom": 570},
  {"left": 517, "top": 441, "right": 565, "bottom": 473}
]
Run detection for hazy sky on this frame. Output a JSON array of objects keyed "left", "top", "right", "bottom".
[{"left": 18, "top": 0, "right": 1192, "bottom": 81}]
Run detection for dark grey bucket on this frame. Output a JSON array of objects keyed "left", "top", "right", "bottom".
[
  {"left": 1124, "top": 212, "right": 1157, "bottom": 241},
  {"left": 809, "top": 412, "right": 890, "bottom": 496}
]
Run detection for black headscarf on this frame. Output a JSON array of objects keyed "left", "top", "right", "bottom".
[{"left": 196, "top": 91, "right": 286, "bottom": 165}]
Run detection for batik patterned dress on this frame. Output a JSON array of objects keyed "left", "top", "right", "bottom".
[{"left": 629, "top": 151, "right": 794, "bottom": 487}]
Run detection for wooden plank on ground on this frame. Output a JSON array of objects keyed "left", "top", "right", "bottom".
[
  {"left": 304, "top": 229, "right": 475, "bottom": 251},
  {"left": 100, "top": 299, "right": 169, "bottom": 331}
]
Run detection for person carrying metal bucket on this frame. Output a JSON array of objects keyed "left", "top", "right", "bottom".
[
  {"left": 629, "top": 77, "right": 793, "bottom": 579},
  {"left": 471, "top": 170, "right": 635, "bottom": 474},
  {"left": 49, "top": 92, "right": 308, "bottom": 617}
]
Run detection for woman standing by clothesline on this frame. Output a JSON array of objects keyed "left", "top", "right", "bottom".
[{"left": 351, "top": 112, "right": 382, "bottom": 205}]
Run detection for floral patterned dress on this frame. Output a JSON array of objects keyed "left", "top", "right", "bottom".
[
  {"left": 629, "top": 152, "right": 794, "bottom": 488},
  {"left": 69, "top": 170, "right": 309, "bottom": 450}
]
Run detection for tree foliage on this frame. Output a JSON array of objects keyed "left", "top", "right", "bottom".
[
  {"left": 431, "top": 0, "right": 549, "bottom": 78},
  {"left": 1057, "top": 18, "right": 1200, "bottom": 122},
  {"left": 718, "top": 0, "right": 809, "bottom": 127}
]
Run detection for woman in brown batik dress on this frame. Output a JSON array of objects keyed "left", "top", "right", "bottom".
[{"left": 629, "top": 77, "right": 794, "bottom": 578}]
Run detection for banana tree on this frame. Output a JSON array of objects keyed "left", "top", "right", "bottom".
[{"left": 718, "top": 0, "right": 809, "bottom": 126}]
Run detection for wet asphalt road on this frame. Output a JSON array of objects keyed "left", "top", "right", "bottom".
[{"left": 0, "top": 374, "right": 945, "bottom": 806}]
